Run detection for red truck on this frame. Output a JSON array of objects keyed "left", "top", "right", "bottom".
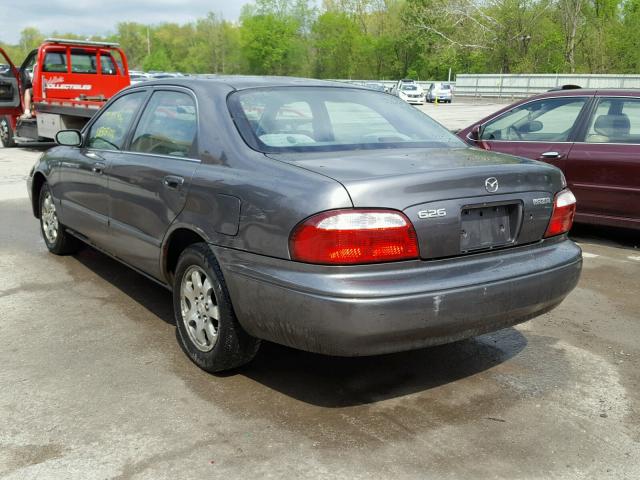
[{"left": 0, "top": 38, "right": 130, "bottom": 147}]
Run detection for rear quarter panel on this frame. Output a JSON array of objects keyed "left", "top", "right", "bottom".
[{"left": 166, "top": 83, "right": 353, "bottom": 261}]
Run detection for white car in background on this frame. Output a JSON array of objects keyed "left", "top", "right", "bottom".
[
  {"left": 426, "top": 82, "right": 453, "bottom": 103},
  {"left": 129, "top": 71, "right": 151, "bottom": 85},
  {"left": 393, "top": 80, "right": 425, "bottom": 105}
]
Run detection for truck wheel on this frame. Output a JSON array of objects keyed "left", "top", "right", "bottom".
[
  {"left": 39, "top": 183, "right": 81, "bottom": 255},
  {"left": 0, "top": 117, "right": 16, "bottom": 148},
  {"left": 173, "top": 243, "right": 260, "bottom": 373}
]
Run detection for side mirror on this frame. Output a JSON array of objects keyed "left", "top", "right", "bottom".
[
  {"left": 469, "top": 124, "right": 482, "bottom": 141},
  {"left": 56, "top": 129, "right": 82, "bottom": 147}
]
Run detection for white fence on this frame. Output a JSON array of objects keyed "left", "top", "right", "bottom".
[
  {"left": 329, "top": 79, "right": 446, "bottom": 91},
  {"left": 333, "top": 74, "right": 640, "bottom": 99},
  {"left": 454, "top": 74, "right": 640, "bottom": 99}
]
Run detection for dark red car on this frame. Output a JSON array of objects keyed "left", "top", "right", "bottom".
[{"left": 458, "top": 89, "right": 640, "bottom": 230}]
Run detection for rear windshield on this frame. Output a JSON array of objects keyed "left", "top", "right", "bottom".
[
  {"left": 439, "top": 84, "right": 451, "bottom": 90},
  {"left": 228, "top": 87, "right": 464, "bottom": 153}
]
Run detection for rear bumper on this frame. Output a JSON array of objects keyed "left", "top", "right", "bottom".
[{"left": 214, "top": 238, "right": 582, "bottom": 356}]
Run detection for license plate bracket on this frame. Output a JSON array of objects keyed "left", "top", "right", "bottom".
[{"left": 460, "top": 203, "right": 520, "bottom": 252}]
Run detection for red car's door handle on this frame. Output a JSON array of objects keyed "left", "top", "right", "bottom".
[{"left": 540, "top": 151, "right": 564, "bottom": 159}]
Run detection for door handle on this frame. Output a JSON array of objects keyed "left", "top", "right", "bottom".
[
  {"left": 539, "top": 151, "right": 564, "bottom": 159},
  {"left": 85, "top": 151, "right": 104, "bottom": 161},
  {"left": 163, "top": 175, "right": 184, "bottom": 189},
  {"left": 92, "top": 162, "right": 106, "bottom": 174}
]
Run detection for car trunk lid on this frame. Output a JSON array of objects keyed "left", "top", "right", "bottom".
[{"left": 268, "top": 147, "right": 565, "bottom": 259}]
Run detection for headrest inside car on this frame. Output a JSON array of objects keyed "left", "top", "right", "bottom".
[{"left": 594, "top": 114, "right": 630, "bottom": 137}]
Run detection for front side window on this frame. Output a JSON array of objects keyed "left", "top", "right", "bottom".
[
  {"left": 229, "top": 87, "right": 464, "bottom": 152},
  {"left": 482, "top": 97, "right": 587, "bottom": 142},
  {"left": 87, "top": 92, "right": 146, "bottom": 150},
  {"left": 43, "top": 50, "right": 67, "bottom": 73},
  {"left": 585, "top": 98, "right": 640, "bottom": 144},
  {"left": 130, "top": 91, "right": 197, "bottom": 157},
  {"left": 70, "top": 49, "right": 97, "bottom": 74}
]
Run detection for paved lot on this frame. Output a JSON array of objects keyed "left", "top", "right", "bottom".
[
  {"left": 417, "top": 98, "right": 509, "bottom": 131},
  {"left": 0, "top": 104, "right": 638, "bottom": 479}
]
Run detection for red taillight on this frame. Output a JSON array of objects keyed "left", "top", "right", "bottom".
[
  {"left": 544, "top": 189, "right": 577, "bottom": 238},
  {"left": 290, "top": 209, "right": 419, "bottom": 265}
]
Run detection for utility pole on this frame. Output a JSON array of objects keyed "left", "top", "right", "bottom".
[{"left": 146, "top": 26, "right": 151, "bottom": 56}]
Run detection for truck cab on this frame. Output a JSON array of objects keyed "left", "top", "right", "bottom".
[{"left": 0, "top": 38, "right": 130, "bottom": 147}]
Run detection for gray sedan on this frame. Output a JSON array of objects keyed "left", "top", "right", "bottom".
[{"left": 27, "top": 77, "right": 582, "bottom": 372}]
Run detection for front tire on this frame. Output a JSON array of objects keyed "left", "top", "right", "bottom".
[
  {"left": 39, "top": 183, "right": 81, "bottom": 255},
  {"left": 173, "top": 243, "right": 260, "bottom": 373},
  {"left": 0, "top": 116, "right": 15, "bottom": 148}
]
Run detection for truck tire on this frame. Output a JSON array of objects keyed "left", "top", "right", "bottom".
[
  {"left": 0, "top": 116, "right": 16, "bottom": 148},
  {"left": 173, "top": 243, "right": 260, "bottom": 373}
]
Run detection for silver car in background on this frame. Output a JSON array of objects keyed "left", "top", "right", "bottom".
[{"left": 426, "top": 82, "right": 453, "bottom": 103}]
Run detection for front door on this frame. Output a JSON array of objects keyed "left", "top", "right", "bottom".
[
  {"left": 0, "top": 47, "right": 22, "bottom": 118},
  {"left": 478, "top": 96, "right": 591, "bottom": 173},
  {"left": 105, "top": 89, "right": 199, "bottom": 279},
  {"left": 58, "top": 90, "right": 148, "bottom": 246},
  {"left": 566, "top": 96, "right": 640, "bottom": 227}
]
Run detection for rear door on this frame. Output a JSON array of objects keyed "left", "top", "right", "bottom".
[
  {"left": 105, "top": 88, "right": 199, "bottom": 279},
  {"left": 565, "top": 96, "right": 640, "bottom": 227},
  {"left": 478, "top": 96, "right": 590, "bottom": 172},
  {"left": 0, "top": 47, "right": 22, "bottom": 116}
]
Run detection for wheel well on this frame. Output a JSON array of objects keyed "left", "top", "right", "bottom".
[
  {"left": 31, "top": 173, "right": 46, "bottom": 218},
  {"left": 164, "top": 228, "right": 207, "bottom": 283}
]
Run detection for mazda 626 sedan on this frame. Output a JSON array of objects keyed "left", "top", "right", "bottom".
[{"left": 27, "top": 77, "right": 583, "bottom": 373}]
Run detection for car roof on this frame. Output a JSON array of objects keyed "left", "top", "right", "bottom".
[
  {"left": 531, "top": 88, "right": 640, "bottom": 99},
  {"left": 138, "top": 76, "right": 350, "bottom": 91}
]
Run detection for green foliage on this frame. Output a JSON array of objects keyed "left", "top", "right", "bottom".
[
  {"left": 240, "top": 13, "right": 305, "bottom": 75},
  {"left": 1, "top": 0, "right": 638, "bottom": 79}
]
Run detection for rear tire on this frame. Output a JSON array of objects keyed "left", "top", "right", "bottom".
[
  {"left": 39, "top": 183, "right": 81, "bottom": 255},
  {"left": 173, "top": 243, "right": 260, "bottom": 373},
  {"left": 0, "top": 116, "right": 15, "bottom": 148}
]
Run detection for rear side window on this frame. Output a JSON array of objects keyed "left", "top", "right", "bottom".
[
  {"left": 70, "top": 49, "right": 97, "bottom": 74},
  {"left": 482, "top": 97, "right": 586, "bottom": 142},
  {"left": 130, "top": 91, "right": 197, "bottom": 157},
  {"left": 585, "top": 98, "right": 640, "bottom": 144},
  {"left": 42, "top": 51, "right": 67, "bottom": 73},
  {"left": 87, "top": 92, "right": 146, "bottom": 150}
]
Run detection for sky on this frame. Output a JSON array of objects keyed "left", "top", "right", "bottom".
[{"left": 0, "top": 0, "right": 252, "bottom": 44}]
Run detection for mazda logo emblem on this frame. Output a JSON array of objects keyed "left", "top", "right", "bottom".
[{"left": 485, "top": 177, "right": 499, "bottom": 193}]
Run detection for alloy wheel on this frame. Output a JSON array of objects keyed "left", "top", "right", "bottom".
[
  {"left": 41, "top": 191, "right": 59, "bottom": 244},
  {"left": 180, "top": 266, "right": 220, "bottom": 352}
]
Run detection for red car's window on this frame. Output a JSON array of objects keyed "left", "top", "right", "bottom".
[
  {"left": 482, "top": 97, "right": 587, "bottom": 142},
  {"left": 585, "top": 98, "right": 640, "bottom": 144}
]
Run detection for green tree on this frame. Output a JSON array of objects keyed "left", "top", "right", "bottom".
[
  {"left": 240, "top": 13, "right": 305, "bottom": 75},
  {"left": 313, "top": 11, "right": 360, "bottom": 77}
]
